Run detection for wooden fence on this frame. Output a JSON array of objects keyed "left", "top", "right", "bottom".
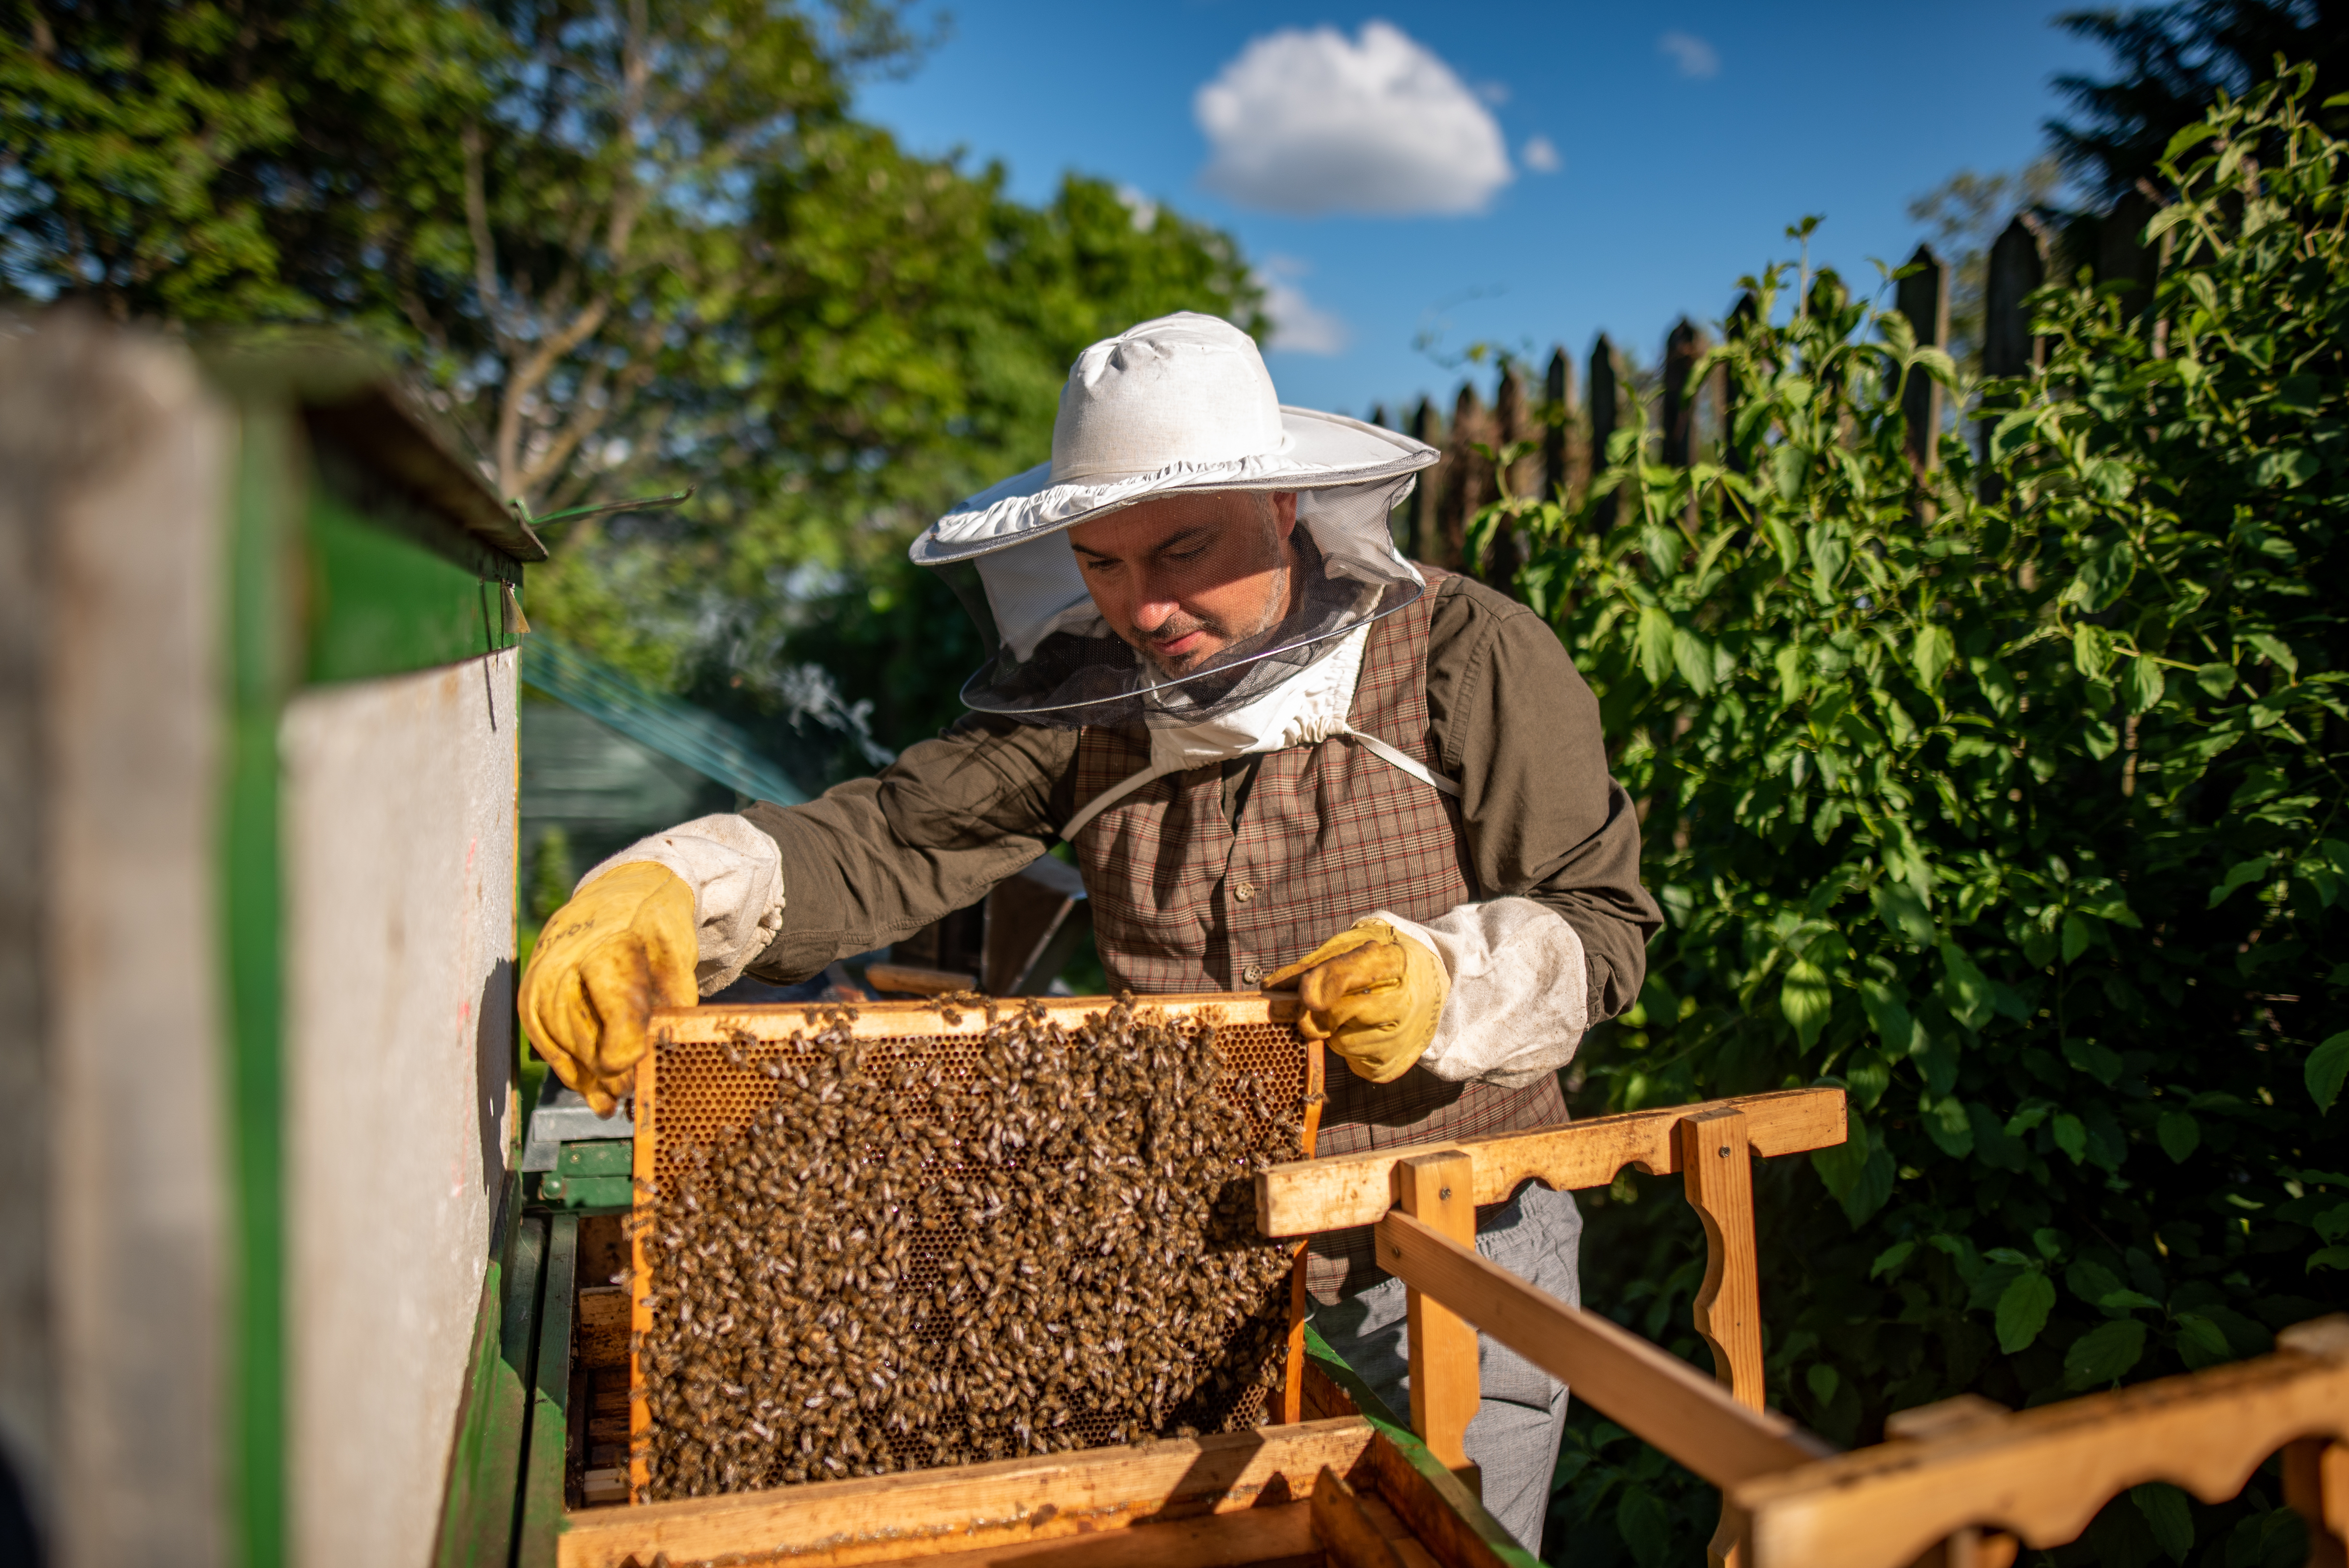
[{"left": 1372, "top": 194, "right": 2170, "bottom": 592}]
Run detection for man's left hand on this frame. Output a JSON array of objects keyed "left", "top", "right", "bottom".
[{"left": 1262, "top": 918, "right": 1449, "bottom": 1083}]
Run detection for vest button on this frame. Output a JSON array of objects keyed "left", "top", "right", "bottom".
[
  {"left": 1233, "top": 880, "right": 1257, "bottom": 903},
  {"left": 1241, "top": 962, "right": 1265, "bottom": 984}
]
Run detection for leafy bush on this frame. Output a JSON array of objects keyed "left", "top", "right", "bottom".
[{"left": 1509, "top": 71, "right": 2349, "bottom": 1568}]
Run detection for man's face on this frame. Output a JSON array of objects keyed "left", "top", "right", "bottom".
[{"left": 1067, "top": 491, "right": 1300, "bottom": 678}]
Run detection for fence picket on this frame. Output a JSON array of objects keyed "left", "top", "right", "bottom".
[
  {"left": 1408, "top": 396, "right": 1444, "bottom": 563},
  {"left": 1589, "top": 333, "right": 1623, "bottom": 534},
  {"left": 1893, "top": 243, "right": 1948, "bottom": 475}
]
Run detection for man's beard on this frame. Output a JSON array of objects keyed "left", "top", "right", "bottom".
[{"left": 1136, "top": 561, "right": 1292, "bottom": 681}]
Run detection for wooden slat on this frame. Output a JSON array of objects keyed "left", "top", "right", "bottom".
[
  {"left": 1734, "top": 1317, "right": 2349, "bottom": 1568},
  {"left": 1373, "top": 1211, "right": 1827, "bottom": 1488},
  {"left": 1396, "top": 1154, "right": 1479, "bottom": 1476},
  {"left": 1682, "top": 1108, "right": 1763, "bottom": 1568},
  {"left": 1312, "top": 1466, "right": 1407, "bottom": 1568},
  {"left": 1257, "top": 1089, "right": 1845, "bottom": 1238},
  {"left": 1681, "top": 1108, "right": 1764, "bottom": 1411},
  {"left": 558, "top": 1417, "right": 1376, "bottom": 1568},
  {"left": 657, "top": 991, "right": 1300, "bottom": 1044},
  {"left": 628, "top": 1050, "right": 657, "bottom": 1503}
]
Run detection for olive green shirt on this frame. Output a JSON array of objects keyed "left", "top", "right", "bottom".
[{"left": 739, "top": 572, "right": 1661, "bottom": 1016}]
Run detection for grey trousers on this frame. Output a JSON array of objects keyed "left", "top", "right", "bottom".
[{"left": 1309, "top": 1182, "right": 1581, "bottom": 1553}]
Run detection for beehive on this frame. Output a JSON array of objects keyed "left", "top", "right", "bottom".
[{"left": 628, "top": 993, "right": 1324, "bottom": 1503}]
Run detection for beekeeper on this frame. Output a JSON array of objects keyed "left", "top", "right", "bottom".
[{"left": 520, "top": 311, "right": 1659, "bottom": 1548}]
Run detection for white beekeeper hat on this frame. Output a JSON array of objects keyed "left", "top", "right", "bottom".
[{"left": 913, "top": 312, "right": 1437, "bottom": 727}]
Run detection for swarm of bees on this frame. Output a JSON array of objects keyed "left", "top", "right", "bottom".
[{"left": 634, "top": 995, "right": 1305, "bottom": 1500}]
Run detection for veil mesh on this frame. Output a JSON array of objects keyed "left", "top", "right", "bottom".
[{"left": 955, "top": 474, "right": 1423, "bottom": 729}]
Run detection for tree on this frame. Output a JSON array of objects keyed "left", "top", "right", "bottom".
[
  {"left": 2048, "top": 0, "right": 2349, "bottom": 198},
  {"left": 1510, "top": 73, "right": 2347, "bottom": 1564},
  {"left": 4, "top": 0, "right": 1264, "bottom": 779}
]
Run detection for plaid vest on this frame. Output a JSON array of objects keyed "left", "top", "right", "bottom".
[{"left": 1069, "top": 572, "right": 1568, "bottom": 1299}]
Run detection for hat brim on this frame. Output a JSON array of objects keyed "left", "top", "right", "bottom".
[{"left": 912, "top": 406, "right": 1435, "bottom": 567}]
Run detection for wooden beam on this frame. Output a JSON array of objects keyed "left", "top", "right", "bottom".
[
  {"left": 1372, "top": 1210, "right": 1829, "bottom": 1488},
  {"left": 1396, "top": 1153, "right": 1480, "bottom": 1476},
  {"left": 1312, "top": 1466, "right": 1408, "bottom": 1568},
  {"left": 560, "top": 1417, "right": 1377, "bottom": 1568},
  {"left": 1257, "top": 1089, "right": 1845, "bottom": 1238},
  {"left": 1733, "top": 1316, "right": 2349, "bottom": 1568}
]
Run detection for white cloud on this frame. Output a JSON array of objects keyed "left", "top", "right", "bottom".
[
  {"left": 1194, "top": 21, "right": 1513, "bottom": 217},
  {"left": 1522, "top": 135, "right": 1561, "bottom": 174},
  {"left": 1658, "top": 29, "right": 1720, "bottom": 79},
  {"left": 1256, "top": 256, "right": 1349, "bottom": 355}
]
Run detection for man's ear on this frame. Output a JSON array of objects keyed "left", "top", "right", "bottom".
[{"left": 1271, "top": 491, "right": 1298, "bottom": 538}]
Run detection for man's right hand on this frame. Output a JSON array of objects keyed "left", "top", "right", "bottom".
[{"left": 518, "top": 861, "right": 698, "bottom": 1115}]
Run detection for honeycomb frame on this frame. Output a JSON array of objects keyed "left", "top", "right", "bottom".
[{"left": 625, "top": 993, "right": 1324, "bottom": 1504}]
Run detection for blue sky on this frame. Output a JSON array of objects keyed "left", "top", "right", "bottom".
[{"left": 856, "top": 0, "right": 2108, "bottom": 420}]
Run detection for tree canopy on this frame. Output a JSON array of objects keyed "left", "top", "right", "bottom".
[{"left": 2, "top": 0, "right": 1263, "bottom": 778}]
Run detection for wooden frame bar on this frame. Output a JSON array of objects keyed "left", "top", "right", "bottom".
[
  {"left": 653, "top": 992, "right": 1299, "bottom": 1045},
  {"left": 1253, "top": 1087, "right": 1845, "bottom": 1237},
  {"left": 1373, "top": 1210, "right": 1829, "bottom": 1486},
  {"left": 1728, "top": 1317, "right": 2349, "bottom": 1568}
]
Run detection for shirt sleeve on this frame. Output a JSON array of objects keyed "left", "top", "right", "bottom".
[
  {"left": 1423, "top": 576, "right": 1663, "bottom": 1025},
  {"left": 734, "top": 713, "right": 1079, "bottom": 983}
]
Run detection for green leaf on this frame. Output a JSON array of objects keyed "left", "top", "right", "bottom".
[
  {"left": 2208, "top": 856, "right": 2272, "bottom": 908},
  {"left": 1912, "top": 624, "right": 1955, "bottom": 689},
  {"left": 1872, "top": 882, "right": 1936, "bottom": 945},
  {"left": 1807, "top": 526, "right": 1850, "bottom": 591},
  {"left": 1923, "top": 1095, "right": 1974, "bottom": 1157},
  {"left": 1779, "top": 960, "right": 1834, "bottom": 1049},
  {"left": 2073, "top": 623, "right": 2112, "bottom": 679},
  {"left": 1870, "top": 1240, "right": 1915, "bottom": 1279},
  {"left": 2156, "top": 1110, "right": 2201, "bottom": 1161},
  {"left": 2163, "top": 120, "right": 2220, "bottom": 161},
  {"left": 2246, "top": 631, "right": 2299, "bottom": 677},
  {"left": 1994, "top": 1269, "right": 2055, "bottom": 1353},
  {"left": 2051, "top": 1112, "right": 2087, "bottom": 1164},
  {"left": 2127, "top": 655, "right": 2167, "bottom": 714},
  {"left": 1636, "top": 606, "right": 1674, "bottom": 684},
  {"left": 2064, "top": 1319, "right": 2148, "bottom": 1390},
  {"left": 2253, "top": 449, "right": 2319, "bottom": 488},
  {"left": 2309, "top": 1032, "right": 2349, "bottom": 1113},
  {"left": 2130, "top": 1482, "right": 2194, "bottom": 1564},
  {"left": 1938, "top": 943, "right": 1996, "bottom": 1031},
  {"left": 1672, "top": 627, "right": 1717, "bottom": 696},
  {"left": 1616, "top": 1486, "right": 1671, "bottom": 1568},
  {"left": 2310, "top": 1246, "right": 2349, "bottom": 1272},
  {"left": 2195, "top": 661, "right": 2236, "bottom": 698},
  {"left": 1858, "top": 980, "right": 1917, "bottom": 1054},
  {"left": 2065, "top": 1259, "right": 2124, "bottom": 1304},
  {"left": 1805, "top": 1362, "right": 1839, "bottom": 1405},
  {"left": 2172, "top": 1312, "right": 2233, "bottom": 1368},
  {"left": 2060, "top": 912, "right": 2095, "bottom": 964}
]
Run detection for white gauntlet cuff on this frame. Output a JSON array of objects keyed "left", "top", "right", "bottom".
[
  {"left": 582, "top": 814, "right": 786, "bottom": 995},
  {"left": 1377, "top": 898, "right": 1589, "bottom": 1088}
]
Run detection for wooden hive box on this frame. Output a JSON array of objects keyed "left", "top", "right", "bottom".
[{"left": 557, "top": 1332, "right": 1542, "bottom": 1568}]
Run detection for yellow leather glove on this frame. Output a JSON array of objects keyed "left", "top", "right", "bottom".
[
  {"left": 518, "top": 861, "right": 697, "bottom": 1116},
  {"left": 1262, "top": 918, "right": 1449, "bottom": 1084}
]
